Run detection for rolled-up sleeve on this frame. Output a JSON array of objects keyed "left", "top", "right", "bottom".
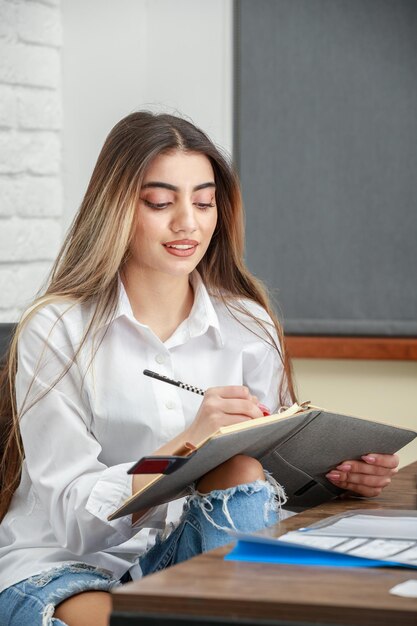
[
  {"left": 243, "top": 343, "right": 282, "bottom": 414},
  {"left": 17, "top": 307, "right": 167, "bottom": 556},
  {"left": 241, "top": 314, "right": 290, "bottom": 415},
  {"left": 85, "top": 464, "right": 167, "bottom": 532}
]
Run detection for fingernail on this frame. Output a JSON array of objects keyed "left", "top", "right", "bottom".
[
  {"left": 362, "top": 455, "right": 376, "bottom": 463},
  {"left": 258, "top": 403, "right": 270, "bottom": 416},
  {"left": 326, "top": 472, "right": 341, "bottom": 481},
  {"left": 337, "top": 463, "right": 352, "bottom": 472}
]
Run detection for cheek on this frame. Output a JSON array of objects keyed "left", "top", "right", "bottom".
[
  {"left": 134, "top": 214, "right": 159, "bottom": 242},
  {"left": 129, "top": 222, "right": 152, "bottom": 257}
]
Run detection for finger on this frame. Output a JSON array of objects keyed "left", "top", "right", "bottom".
[
  {"left": 334, "top": 460, "right": 398, "bottom": 477},
  {"left": 339, "top": 482, "right": 383, "bottom": 498},
  {"left": 212, "top": 414, "right": 255, "bottom": 426},
  {"left": 326, "top": 471, "right": 392, "bottom": 489},
  {"left": 206, "top": 386, "right": 252, "bottom": 400},
  {"left": 221, "top": 398, "right": 263, "bottom": 419},
  {"left": 200, "top": 395, "right": 262, "bottom": 421},
  {"left": 331, "top": 476, "right": 384, "bottom": 497},
  {"left": 360, "top": 453, "right": 400, "bottom": 470}
]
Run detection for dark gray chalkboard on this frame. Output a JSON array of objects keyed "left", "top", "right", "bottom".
[
  {"left": 0, "top": 323, "right": 15, "bottom": 363},
  {"left": 234, "top": 0, "right": 417, "bottom": 336}
]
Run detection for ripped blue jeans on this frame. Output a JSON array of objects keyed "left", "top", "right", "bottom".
[
  {"left": 0, "top": 476, "right": 286, "bottom": 626},
  {"left": 140, "top": 474, "right": 286, "bottom": 574}
]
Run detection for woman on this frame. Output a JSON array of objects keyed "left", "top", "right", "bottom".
[{"left": 0, "top": 112, "right": 398, "bottom": 626}]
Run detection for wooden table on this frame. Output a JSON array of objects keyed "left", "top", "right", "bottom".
[{"left": 111, "top": 462, "right": 417, "bottom": 626}]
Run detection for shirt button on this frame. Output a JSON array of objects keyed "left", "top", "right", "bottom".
[
  {"left": 166, "top": 401, "right": 176, "bottom": 410},
  {"left": 155, "top": 354, "right": 166, "bottom": 364}
]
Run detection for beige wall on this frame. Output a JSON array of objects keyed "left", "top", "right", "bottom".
[
  {"left": 293, "top": 359, "right": 417, "bottom": 468},
  {"left": 62, "top": 0, "right": 233, "bottom": 228}
]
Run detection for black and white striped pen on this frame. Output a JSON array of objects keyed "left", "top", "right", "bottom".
[{"left": 143, "top": 369, "right": 205, "bottom": 396}]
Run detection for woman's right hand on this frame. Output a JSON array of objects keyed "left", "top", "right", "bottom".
[
  {"left": 132, "top": 386, "right": 262, "bottom": 518},
  {"left": 184, "top": 386, "right": 263, "bottom": 445}
]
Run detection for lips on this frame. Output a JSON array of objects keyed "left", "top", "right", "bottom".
[
  {"left": 165, "top": 244, "right": 194, "bottom": 250},
  {"left": 163, "top": 239, "right": 198, "bottom": 248},
  {"left": 163, "top": 239, "right": 199, "bottom": 257}
]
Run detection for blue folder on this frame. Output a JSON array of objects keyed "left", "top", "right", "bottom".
[{"left": 225, "top": 535, "right": 417, "bottom": 569}]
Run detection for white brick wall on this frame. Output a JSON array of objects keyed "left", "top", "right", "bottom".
[{"left": 0, "top": 0, "right": 63, "bottom": 322}]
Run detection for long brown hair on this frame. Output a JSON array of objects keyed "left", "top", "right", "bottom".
[{"left": 0, "top": 111, "right": 296, "bottom": 522}]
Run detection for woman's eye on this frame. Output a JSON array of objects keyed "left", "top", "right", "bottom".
[
  {"left": 143, "top": 199, "right": 171, "bottom": 210},
  {"left": 195, "top": 202, "right": 215, "bottom": 210}
]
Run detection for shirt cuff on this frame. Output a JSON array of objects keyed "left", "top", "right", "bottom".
[
  {"left": 85, "top": 463, "right": 168, "bottom": 540},
  {"left": 132, "top": 504, "right": 168, "bottom": 531}
]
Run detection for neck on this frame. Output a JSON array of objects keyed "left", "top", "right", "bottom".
[{"left": 121, "top": 268, "right": 195, "bottom": 341}]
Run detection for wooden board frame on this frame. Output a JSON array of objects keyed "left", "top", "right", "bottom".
[{"left": 285, "top": 336, "right": 417, "bottom": 360}]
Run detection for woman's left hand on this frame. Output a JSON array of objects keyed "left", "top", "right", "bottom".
[{"left": 325, "top": 453, "right": 399, "bottom": 497}]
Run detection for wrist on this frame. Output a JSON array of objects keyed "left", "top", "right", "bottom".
[{"left": 183, "top": 424, "right": 199, "bottom": 444}]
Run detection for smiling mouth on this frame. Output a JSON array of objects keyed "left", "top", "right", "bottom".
[
  {"left": 164, "top": 244, "right": 195, "bottom": 250},
  {"left": 163, "top": 240, "right": 199, "bottom": 257}
]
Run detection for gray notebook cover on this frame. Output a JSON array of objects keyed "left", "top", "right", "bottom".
[{"left": 109, "top": 409, "right": 416, "bottom": 520}]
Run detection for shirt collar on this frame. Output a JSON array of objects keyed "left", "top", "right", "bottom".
[{"left": 101, "top": 272, "right": 224, "bottom": 348}]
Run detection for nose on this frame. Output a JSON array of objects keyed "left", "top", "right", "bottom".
[{"left": 170, "top": 200, "right": 197, "bottom": 234}]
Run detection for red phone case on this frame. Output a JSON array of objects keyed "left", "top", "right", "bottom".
[{"left": 127, "top": 455, "right": 192, "bottom": 475}]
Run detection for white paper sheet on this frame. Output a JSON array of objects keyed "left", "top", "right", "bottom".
[
  {"left": 390, "top": 579, "right": 417, "bottom": 598},
  {"left": 279, "top": 510, "right": 417, "bottom": 565}
]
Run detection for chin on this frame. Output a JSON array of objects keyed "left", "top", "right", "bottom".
[{"left": 157, "top": 261, "right": 198, "bottom": 278}]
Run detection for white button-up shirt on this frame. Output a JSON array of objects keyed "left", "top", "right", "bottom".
[{"left": 0, "top": 273, "right": 284, "bottom": 591}]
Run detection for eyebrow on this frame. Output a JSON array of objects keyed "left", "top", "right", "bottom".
[{"left": 141, "top": 181, "right": 216, "bottom": 192}]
